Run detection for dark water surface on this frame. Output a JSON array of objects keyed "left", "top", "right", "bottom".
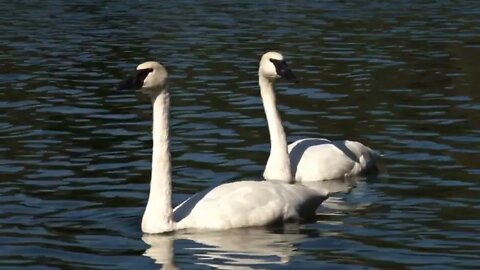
[{"left": 1, "top": 1, "right": 479, "bottom": 269}]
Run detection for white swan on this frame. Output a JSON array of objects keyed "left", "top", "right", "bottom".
[
  {"left": 118, "top": 61, "right": 328, "bottom": 234},
  {"left": 259, "top": 52, "right": 380, "bottom": 182}
]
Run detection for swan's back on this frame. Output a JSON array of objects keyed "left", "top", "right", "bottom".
[
  {"left": 288, "top": 138, "right": 380, "bottom": 182},
  {"left": 175, "top": 181, "right": 328, "bottom": 231}
]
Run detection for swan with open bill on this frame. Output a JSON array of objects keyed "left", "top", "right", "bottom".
[
  {"left": 118, "top": 61, "right": 329, "bottom": 234},
  {"left": 258, "top": 52, "right": 380, "bottom": 183}
]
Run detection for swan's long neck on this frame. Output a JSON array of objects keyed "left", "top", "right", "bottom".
[
  {"left": 142, "top": 89, "right": 175, "bottom": 233},
  {"left": 259, "top": 75, "right": 293, "bottom": 182}
]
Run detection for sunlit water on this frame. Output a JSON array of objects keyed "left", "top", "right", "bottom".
[{"left": 1, "top": 1, "right": 479, "bottom": 269}]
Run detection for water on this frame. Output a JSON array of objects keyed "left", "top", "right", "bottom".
[{"left": 1, "top": 1, "right": 479, "bottom": 269}]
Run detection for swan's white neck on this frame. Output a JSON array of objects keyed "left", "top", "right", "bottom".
[
  {"left": 259, "top": 75, "right": 293, "bottom": 182},
  {"left": 142, "top": 89, "right": 175, "bottom": 233}
]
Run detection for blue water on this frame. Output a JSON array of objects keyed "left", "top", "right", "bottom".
[{"left": 1, "top": 1, "right": 479, "bottom": 269}]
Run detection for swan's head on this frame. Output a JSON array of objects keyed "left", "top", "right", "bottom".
[
  {"left": 118, "top": 61, "right": 168, "bottom": 92},
  {"left": 259, "top": 51, "right": 298, "bottom": 83}
]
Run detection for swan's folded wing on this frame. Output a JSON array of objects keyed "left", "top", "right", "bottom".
[
  {"left": 288, "top": 138, "right": 379, "bottom": 181},
  {"left": 175, "top": 181, "right": 328, "bottom": 230},
  {"left": 173, "top": 186, "right": 217, "bottom": 222}
]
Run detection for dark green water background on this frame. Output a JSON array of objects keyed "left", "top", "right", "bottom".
[{"left": 1, "top": 1, "right": 479, "bottom": 269}]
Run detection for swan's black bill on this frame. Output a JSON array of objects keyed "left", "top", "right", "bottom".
[
  {"left": 117, "top": 68, "right": 154, "bottom": 90},
  {"left": 270, "top": 59, "right": 299, "bottom": 83}
]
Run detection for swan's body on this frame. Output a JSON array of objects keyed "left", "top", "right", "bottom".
[
  {"left": 118, "top": 61, "right": 328, "bottom": 234},
  {"left": 259, "top": 52, "right": 380, "bottom": 182},
  {"left": 173, "top": 180, "right": 326, "bottom": 231},
  {"left": 288, "top": 138, "right": 379, "bottom": 182}
]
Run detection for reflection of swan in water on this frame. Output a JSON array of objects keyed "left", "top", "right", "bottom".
[
  {"left": 301, "top": 176, "right": 358, "bottom": 195},
  {"left": 311, "top": 175, "right": 375, "bottom": 217},
  {"left": 142, "top": 234, "right": 177, "bottom": 270},
  {"left": 143, "top": 227, "right": 311, "bottom": 269},
  {"left": 118, "top": 61, "right": 328, "bottom": 234},
  {"left": 258, "top": 51, "right": 380, "bottom": 182}
]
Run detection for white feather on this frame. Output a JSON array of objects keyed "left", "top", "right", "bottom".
[{"left": 288, "top": 138, "right": 380, "bottom": 181}]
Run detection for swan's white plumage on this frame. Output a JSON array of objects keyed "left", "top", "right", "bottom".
[
  {"left": 259, "top": 51, "right": 380, "bottom": 182},
  {"left": 119, "top": 61, "right": 328, "bottom": 234},
  {"left": 175, "top": 180, "right": 327, "bottom": 230},
  {"left": 288, "top": 138, "right": 380, "bottom": 182}
]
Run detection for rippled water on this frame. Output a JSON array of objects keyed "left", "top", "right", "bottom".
[{"left": 1, "top": 1, "right": 479, "bottom": 269}]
